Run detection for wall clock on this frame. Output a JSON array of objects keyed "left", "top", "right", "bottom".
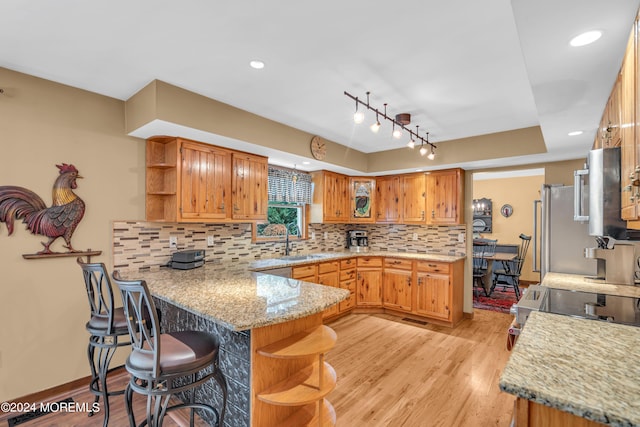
[
  {"left": 501, "top": 204, "right": 514, "bottom": 218},
  {"left": 310, "top": 136, "right": 326, "bottom": 160}
]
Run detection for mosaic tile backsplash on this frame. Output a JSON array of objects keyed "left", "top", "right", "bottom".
[{"left": 113, "top": 221, "right": 467, "bottom": 271}]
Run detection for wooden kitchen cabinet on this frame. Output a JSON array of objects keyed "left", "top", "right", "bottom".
[
  {"left": 292, "top": 264, "right": 318, "bottom": 283},
  {"left": 356, "top": 257, "right": 382, "bottom": 307},
  {"left": 180, "top": 140, "right": 231, "bottom": 221},
  {"left": 513, "top": 397, "right": 603, "bottom": 427},
  {"left": 401, "top": 173, "right": 427, "bottom": 223},
  {"left": 350, "top": 177, "right": 376, "bottom": 223},
  {"left": 231, "top": 152, "right": 268, "bottom": 220},
  {"left": 338, "top": 258, "right": 356, "bottom": 312},
  {"left": 426, "top": 168, "right": 465, "bottom": 225},
  {"left": 382, "top": 258, "right": 413, "bottom": 312},
  {"left": 621, "top": 24, "right": 638, "bottom": 221},
  {"left": 415, "top": 260, "right": 464, "bottom": 325},
  {"left": 318, "top": 261, "right": 340, "bottom": 319},
  {"left": 375, "top": 175, "right": 402, "bottom": 223},
  {"left": 146, "top": 136, "right": 179, "bottom": 222},
  {"left": 310, "top": 171, "right": 349, "bottom": 223},
  {"left": 145, "top": 136, "right": 268, "bottom": 223}
]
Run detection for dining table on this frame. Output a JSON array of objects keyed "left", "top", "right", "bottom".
[{"left": 473, "top": 243, "right": 517, "bottom": 295}]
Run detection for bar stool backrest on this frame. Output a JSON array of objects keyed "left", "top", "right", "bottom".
[
  {"left": 112, "top": 272, "right": 161, "bottom": 377},
  {"left": 77, "top": 257, "right": 118, "bottom": 336}
]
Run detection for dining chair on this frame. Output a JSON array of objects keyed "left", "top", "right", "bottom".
[{"left": 491, "top": 233, "right": 531, "bottom": 299}]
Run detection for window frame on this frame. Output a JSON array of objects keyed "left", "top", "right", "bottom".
[{"left": 252, "top": 202, "right": 308, "bottom": 242}]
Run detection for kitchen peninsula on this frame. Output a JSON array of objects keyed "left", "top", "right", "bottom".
[{"left": 123, "top": 263, "right": 349, "bottom": 427}]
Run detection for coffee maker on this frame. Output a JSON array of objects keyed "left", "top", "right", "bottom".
[{"left": 346, "top": 230, "right": 369, "bottom": 252}]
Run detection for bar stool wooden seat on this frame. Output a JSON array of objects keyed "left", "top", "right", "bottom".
[
  {"left": 112, "top": 271, "right": 227, "bottom": 427},
  {"left": 77, "top": 257, "right": 131, "bottom": 427}
]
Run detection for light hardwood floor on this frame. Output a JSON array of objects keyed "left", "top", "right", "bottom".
[
  {"left": 1, "top": 309, "right": 514, "bottom": 426},
  {"left": 326, "top": 309, "right": 516, "bottom": 427}
]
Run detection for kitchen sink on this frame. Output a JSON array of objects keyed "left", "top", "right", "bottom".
[{"left": 279, "top": 253, "right": 335, "bottom": 262}]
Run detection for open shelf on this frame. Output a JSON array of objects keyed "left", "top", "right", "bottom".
[
  {"left": 257, "top": 325, "right": 337, "bottom": 359},
  {"left": 279, "top": 399, "right": 336, "bottom": 427},
  {"left": 257, "top": 361, "right": 336, "bottom": 406}
]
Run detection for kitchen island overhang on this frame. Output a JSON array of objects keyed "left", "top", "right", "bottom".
[{"left": 121, "top": 263, "right": 349, "bottom": 427}]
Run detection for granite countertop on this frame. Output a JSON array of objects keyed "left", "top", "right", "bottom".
[
  {"left": 249, "top": 250, "right": 465, "bottom": 271},
  {"left": 119, "top": 263, "right": 349, "bottom": 332},
  {"left": 500, "top": 311, "right": 640, "bottom": 426},
  {"left": 542, "top": 272, "right": 640, "bottom": 298}
]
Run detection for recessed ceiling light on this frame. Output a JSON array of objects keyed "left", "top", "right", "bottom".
[
  {"left": 249, "top": 60, "right": 265, "bottom": 69},
  {"left": 568, "top": 130, "right": 583, "bottom": 136},
  {"left": 570, "top": 31, "right": 602, "bottom": 47}
]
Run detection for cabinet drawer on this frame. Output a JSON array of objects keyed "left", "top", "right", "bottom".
[
  {"left": 340, "top": 258, "right": 356, "bottom": 269},
  {"left": 416, "top": 261, "right": 450, "bottom": 274},
  {"left": 340, "top": 279, "right": 356, "bottom": 292},
  {"left": 357, "top": 256, "right": 382, "bottom": 267},
  {"left": 292, "top": 265, "right": 317, "bottom": 279},
  {"left": 318, "top": 261, "right": 339, "bottom": 274},
  {"left": 340, "top": 268, "right": 356, "bottom": 281},
  {"left": 384, "top": 258, "right": 413, "bottom": 270},
  {"left": 339, "top": 291, "right": 356, "bottom": 311}
]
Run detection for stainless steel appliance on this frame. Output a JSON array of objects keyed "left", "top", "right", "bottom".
[
  {"left": 534, "top": 147, "right": 627, "bottom": 281},
  {"left": 346, "top": 230, "right": 369, "bottom": 252}
]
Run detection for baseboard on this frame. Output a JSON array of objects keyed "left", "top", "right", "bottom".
[{"left": 0, "top": 366, "right": 127, "bottom": 423}]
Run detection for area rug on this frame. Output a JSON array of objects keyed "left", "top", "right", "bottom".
[{"left": 473, "top": 289, "right": 519, "bottom": 314}]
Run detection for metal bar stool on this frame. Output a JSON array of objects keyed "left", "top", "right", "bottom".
[
  {"left": 77, "top": 257, "right": 131, "bottom": 427},
  {"left": 112, "top": 271, "right": 227, "bottom": 427}
]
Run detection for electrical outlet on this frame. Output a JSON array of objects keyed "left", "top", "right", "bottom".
[
  {"left": 207, "top": 235, "right": 214, "bottom": 247},
  {"left": 412, "top": 233, "right": 418, "bottom": 241},
  {"left": 169, "top": 236, "right": 177, "bottom": 249},
  {"left": 458, "top": 233, "right": 465, "bottom": 243},
  {"left": 324, "top": 232, "right": 328, "bottom": 239},
  {"left": 311, "top": 232, "right": 316, "bottom": 240}
]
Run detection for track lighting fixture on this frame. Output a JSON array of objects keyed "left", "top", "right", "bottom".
[{"left": 345, "top": 90, "right": 436, "bottom": 159}]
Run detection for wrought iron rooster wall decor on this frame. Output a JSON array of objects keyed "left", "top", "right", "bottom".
[{"left": 0, "top": 163, "right": 100, "bottom": 259}]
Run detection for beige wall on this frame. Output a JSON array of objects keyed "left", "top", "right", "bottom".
[
  {"left": 0, "top": 67, "right": 144, "bottom": 401},
  {"left": 473, "top": 174, "right": 545, "bottom": 282}
]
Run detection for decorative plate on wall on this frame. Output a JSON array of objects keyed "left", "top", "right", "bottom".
[{"left": 501, "top": 204, "right": 514, "bottom": 218}]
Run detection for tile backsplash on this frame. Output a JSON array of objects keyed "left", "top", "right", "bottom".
[{"left": 113, "top": 221, "right": 467, "bottom": 271}]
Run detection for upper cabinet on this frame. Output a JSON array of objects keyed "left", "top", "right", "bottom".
[
  {"left": 231, "top": 152, "right": 268, "bottom": 220},
  {"left": 426, "top": 168, "right": 465, "bottom": 225},
  {"left": 310, "top": 171, "right": 350, "bottom": 223},
  {"left": 375, "top": 175, "right": 402, "bottom": 223},
  {"left": 145, "top": 136, "right": 268, "bottom": 222},
  {"left": 311, "top": 168, "right": 465, "bottom": 225},
  {"left": 349, "top": 177, "right": 376, "bottom": 223}
]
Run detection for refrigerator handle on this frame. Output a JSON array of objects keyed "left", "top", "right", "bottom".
[
  {"left": 574, "top": 169, "right": 589, "bottom": 221},
  {"left": 533, "top": 199, "right": 541, "bottom": 273}
]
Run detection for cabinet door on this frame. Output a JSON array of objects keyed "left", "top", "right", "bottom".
[
  {"left": 426, "top": 169, "right": 464, "bottom": 225},
  {"left": 324, "top": 172, "right": 349, "bottom": 222},
  {"left": 339, "top": 278, "right": 356, "bottom": 312},
  {"left": 383, "top": 269, "right": 413, "bottom": 312},
  {"left": 415, "top": 272, "right": 450, "bottom": 320},
  {"left": 356, "top": 269, "right": 382, "bottom": 306},
  {"left": 318, "top": 271, "right": 339, "bottom": 318},
  {"left": 232, "top": 153, "right": 268, "bottom": 220},
  {"left": 180, "top": 141, "right": 230, "bottom": 220},
  {"left": 402, "top": 173, "right": 426, "bottom": 223},
  {"left": 350, "top": 177, "right": 376, "bottom": 223},
  {"left": 375, "top": 175, "right": 401, "bottom": 223}
]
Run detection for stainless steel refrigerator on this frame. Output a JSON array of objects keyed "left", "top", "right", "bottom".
[
  {"left": 535, "top": 184, "right": 598, "bottom": 280},
  {"left": 534, "top": 147, "right": 626, "bottom": 281}
]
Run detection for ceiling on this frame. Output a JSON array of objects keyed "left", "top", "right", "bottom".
[{"left": 2, "top": 0, "right": 639, "bottom": 173}]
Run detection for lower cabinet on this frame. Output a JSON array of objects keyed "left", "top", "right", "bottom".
[
  {"left": 338, "top": 258, "right": 356, "bottom": 312},
  {"left": 513, "top": 398, "right": 603, "bottom": 427},
  {"left": 414, "top": 259, "right": 464, "bottom": 326},
  {"left": 382, "top": 258, "right": 413, "bottom": 312},
  {"left": 356, "top": 257, "right": 383, "bottom": 307},
  {"left": 292, "top": 264, "right": 318, "bottom": 283},
  {"left": 318, "top": 261, "right": 340, "bottom": 319}
]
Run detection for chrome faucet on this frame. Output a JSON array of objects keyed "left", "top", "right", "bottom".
[{"left": 284, "top": 223, "right": 301, "bottom": 256}]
